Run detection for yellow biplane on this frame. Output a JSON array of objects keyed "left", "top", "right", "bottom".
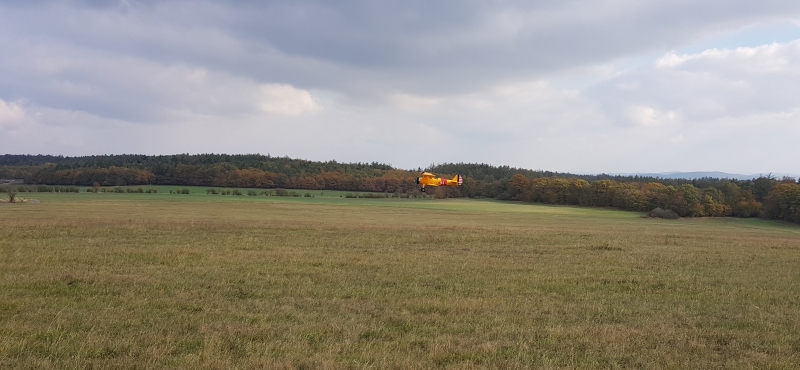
[{"left": 416, "top": 172, "right": 463, "bottom": 192}]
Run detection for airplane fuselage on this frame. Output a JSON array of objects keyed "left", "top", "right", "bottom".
[{"left": 416, "top": 173, "right": 462, "bottom": 192}]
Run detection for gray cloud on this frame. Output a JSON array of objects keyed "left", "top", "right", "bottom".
[
  {"left": 6, "top": 1, "right": 800, "bottom": 95},
  {"left": 1, "top": 0, "right": 800, "bottom": 173}
]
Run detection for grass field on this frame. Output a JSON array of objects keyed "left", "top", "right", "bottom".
[{"left": 1, "top": 193, "right": 800, "bottom": 369}]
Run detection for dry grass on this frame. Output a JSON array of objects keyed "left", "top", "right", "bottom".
[{"left": 1, "top": 196, "right": 799, "bottom": 369}]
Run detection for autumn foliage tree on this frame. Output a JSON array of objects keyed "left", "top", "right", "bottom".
[
  {"left": 500, "top": 174, "right": 768, "bottom": 219},
  {"left": 762, "top": 183, "right": 800, "bottom": 223}
]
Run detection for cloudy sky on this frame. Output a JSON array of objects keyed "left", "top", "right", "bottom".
[{"left": 1, "top": 0, "right": 800, "bottom": 174}]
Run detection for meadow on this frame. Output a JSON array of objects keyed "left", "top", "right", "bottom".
[{"left": 1, "top": 191, "right": 799, "bottom": 369}]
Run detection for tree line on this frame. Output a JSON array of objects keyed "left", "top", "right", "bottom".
[
  {"left": 1, "top": 154, "right": 798, "bottom": 224},
  {"left": 0, "top": 154, "right": 413, "bottom": 191},
  {"left": 466, "top": 174, "right": 797, "bottom": 224}
]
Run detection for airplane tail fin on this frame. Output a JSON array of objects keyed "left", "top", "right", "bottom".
[{"left": 454, "top": 175, "right": 463, "bottom": 186}]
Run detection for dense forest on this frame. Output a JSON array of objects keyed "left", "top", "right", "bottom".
[{"left": 1, "top": 154, "right": 798, "bottom": 224}]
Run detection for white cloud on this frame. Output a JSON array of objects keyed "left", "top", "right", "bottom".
[
  {"left": 593, "top": 40, "right": 800, "bottom": 125},
  {"left": 654, "top": 52, "right": 691, "bottom": 68},
  {"left": 577, "top": 39, "right": 800, "bottom": 172},
  {"left": 0, "top": 99, "right": 25, "bottom": 127},
  {"left": 626, "top": 105, "right": 679, "bottom": 126},
  {"left": 258, "top": 84, "right": 321, "bottom": 116}
]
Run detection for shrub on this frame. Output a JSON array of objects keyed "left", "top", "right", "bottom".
[
  {"left": 207, "top": 188, "right": 218, "bottom": 195},
  {"left": 178, "top": 188, "right": 191, "bottom": 194},
  {"left": 646, "top": 208, "right": 680, "bottom": 219},
  {"left": 732, "top": 200, "right": 761, "bottom": 218},
  {"left": 145, "top": 188, "right": 158, "bottom": 193},
  {"left": 304, "top": 192, "right": 312, "bottom": 197},
  {"left": 233, "top": 189, "right": 243, "bottom": 196}
]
